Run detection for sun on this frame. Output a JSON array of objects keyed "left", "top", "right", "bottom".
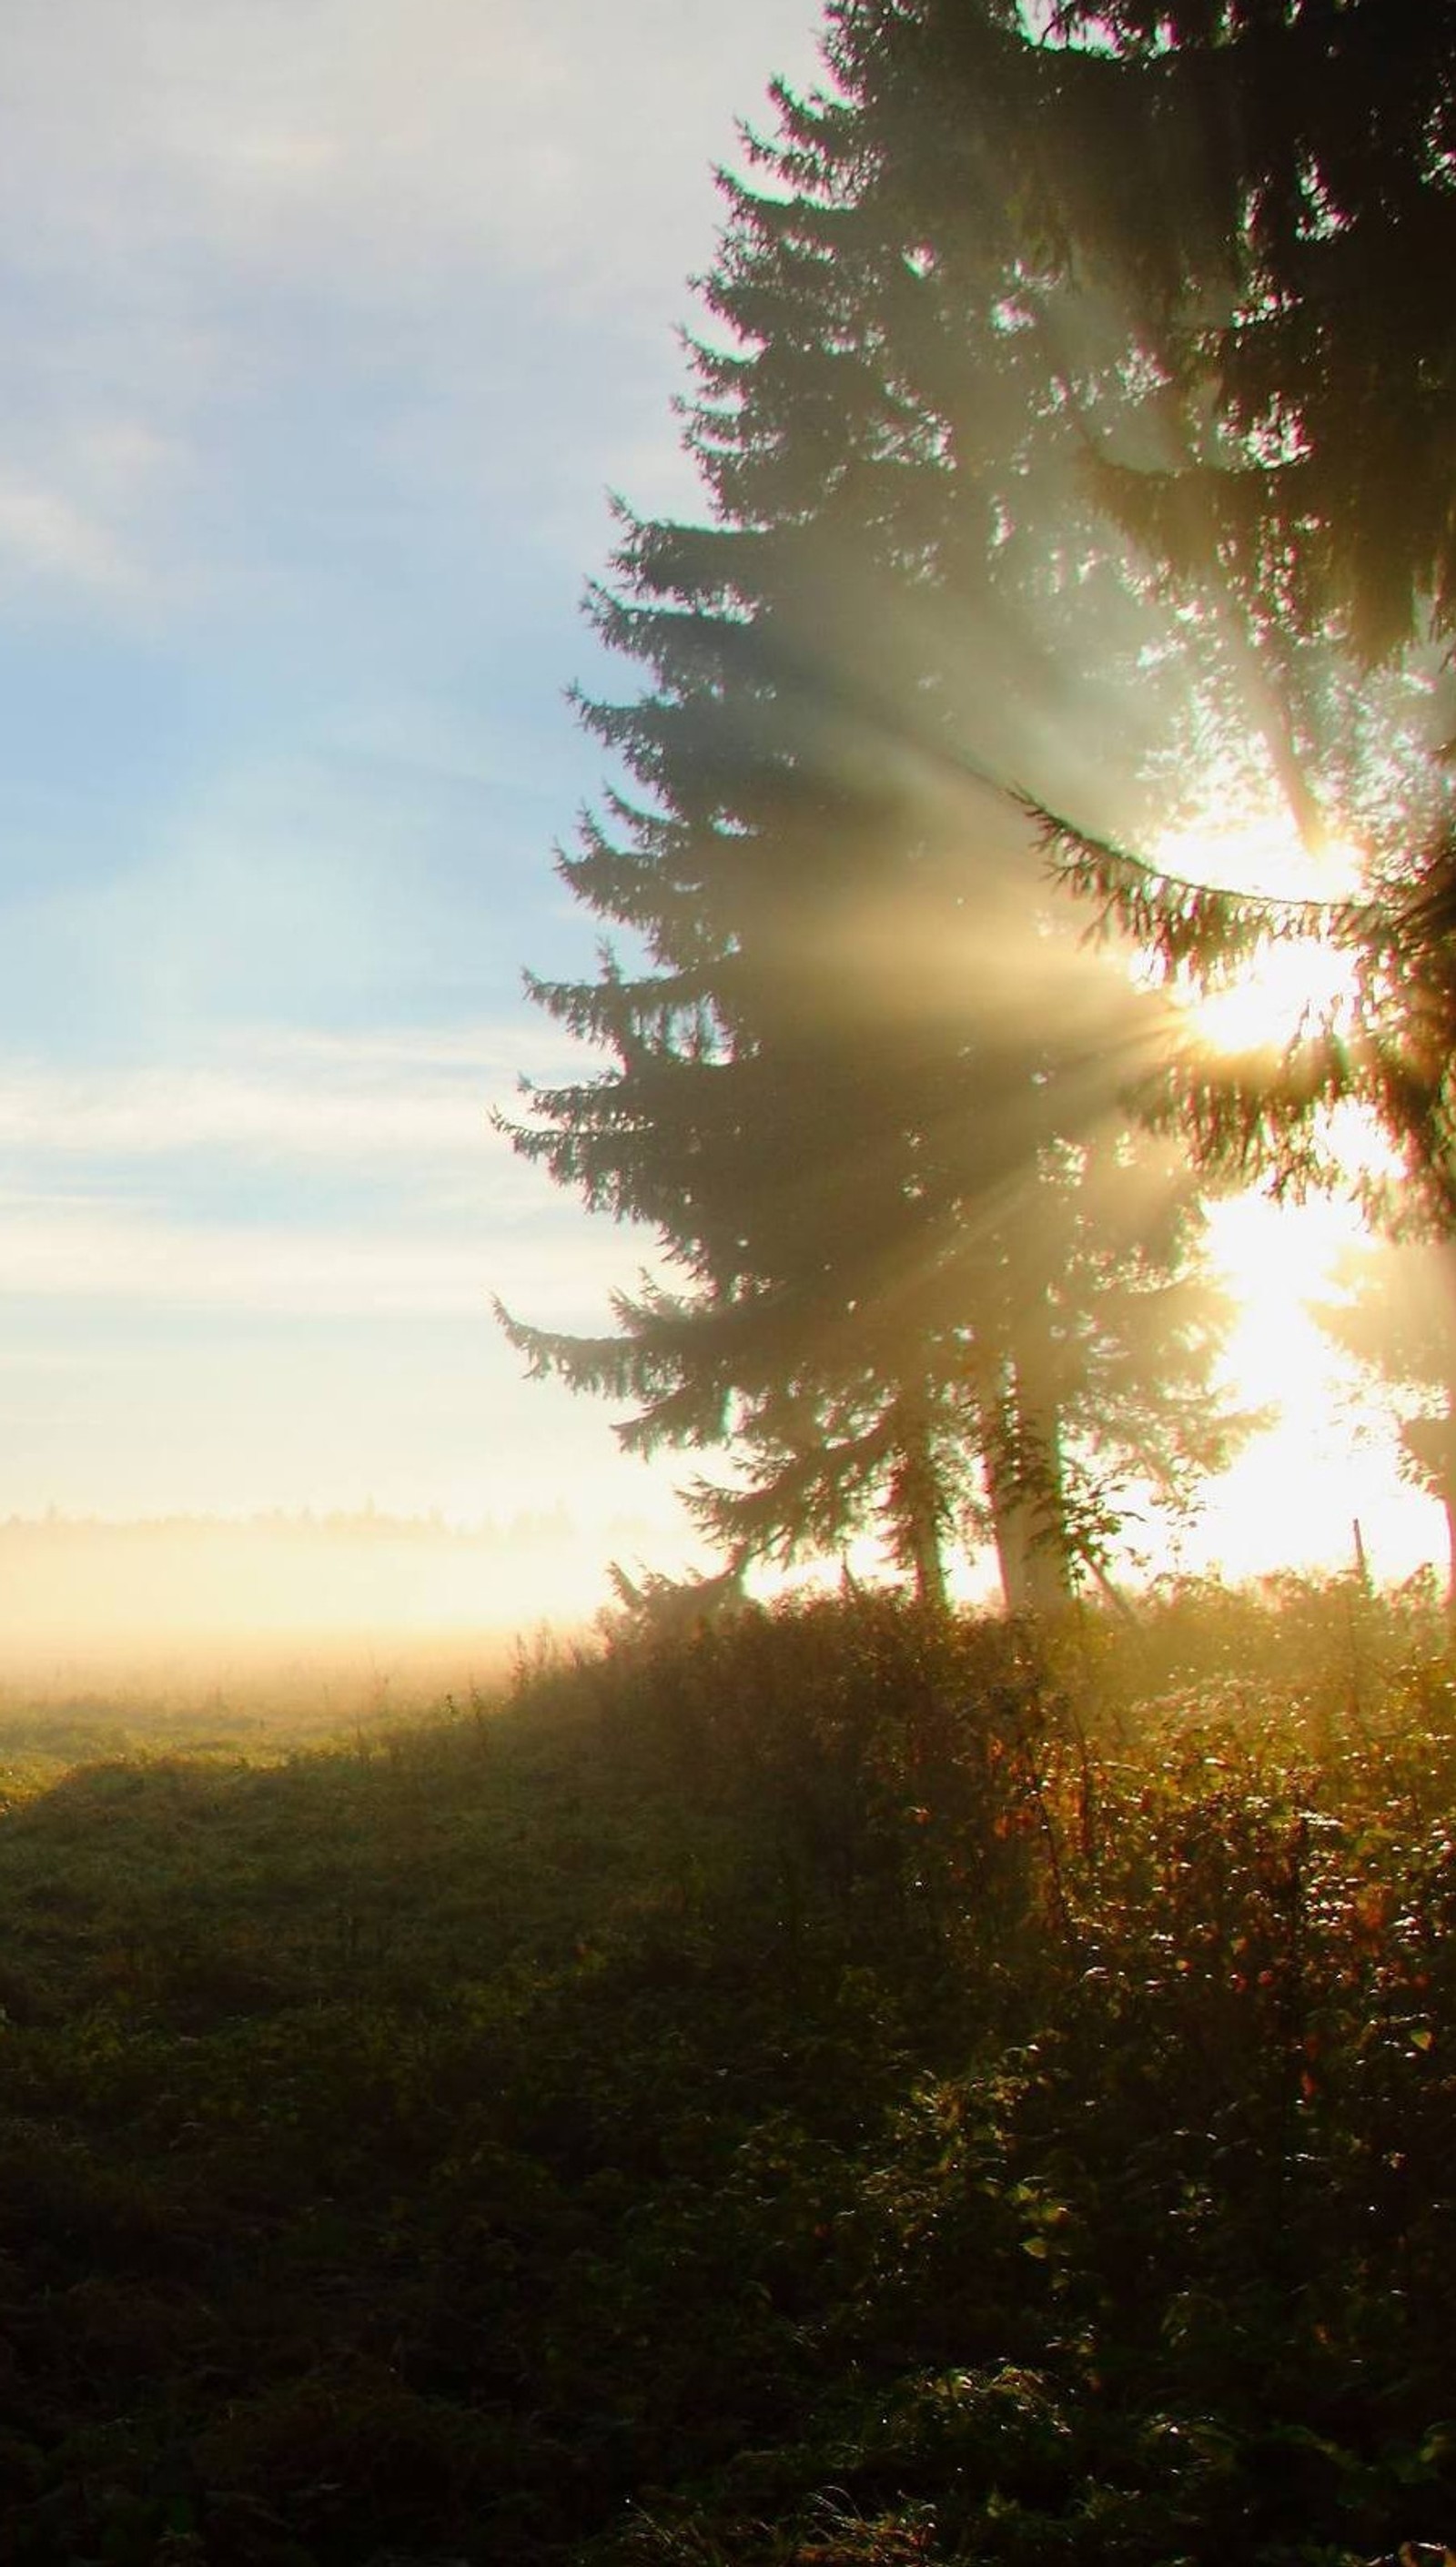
[
  {"left": 1188, "top": 934, "right": 1357, "bottom": 1056},
  {"left": 1155, "top": 809, "right": 1368, "bottom": 907},
  {"left": 1117, "top": 803, "right": 1450, "bottom": 1589},
  {"left": 1153, "top": 811, "right": 1367, "bottom": 1059}
]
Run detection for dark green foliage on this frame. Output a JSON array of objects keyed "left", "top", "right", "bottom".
[
  {"left": 999, "top": 0, "right": 1456, "bottom": 1216},
  {"left": 1, "top": 1590, "right": 1456, "bottom": 2562},
  {"left": 1017, "top": 0, "right": 1456, "bottom": 665}
]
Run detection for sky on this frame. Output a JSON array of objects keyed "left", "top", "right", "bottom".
[
  {"left": 0, "top": 0, "right": 831, "bottom": 1598},
  {"left": 0, "top": 0, "right": 1444, "bottom": 1629}
]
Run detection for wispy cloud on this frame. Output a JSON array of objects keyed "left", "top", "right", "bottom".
[
  {"left": 0, "top": 0, "right": 825, "bottom": 617},
  {"left": 0, "top": 1, "right": 825, "bottom": 298},
  {"left": 0, "top": 1025, "right": 589, "bottom": 1164},
  {"left": 0, "top": 1197, "right": 469, "bottom": 1314},
  {"left": 0, "top": 473, "right": 135, "bottom": 591},
  {"left": 0, "top": 1190, "right": 630, "bottom": 1319},
  {"left": 0, "top": 1065, "right": 484, "bottom": 1162},
  {"left": 0, "top": 1025, "right": 647, "bottom": 1320}
]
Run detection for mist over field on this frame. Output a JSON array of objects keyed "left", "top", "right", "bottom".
[{"left": 0, "top": 1508, "right": 632, "bottom": 1716}]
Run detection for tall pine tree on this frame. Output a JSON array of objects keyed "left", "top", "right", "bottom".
[{"left": 500, "top": 0, "right": 1244, "bottom": 1608}]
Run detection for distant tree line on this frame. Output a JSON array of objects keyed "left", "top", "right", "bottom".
[{"left": 500, "top": 0, "right": 1456, "bottom": 1609}]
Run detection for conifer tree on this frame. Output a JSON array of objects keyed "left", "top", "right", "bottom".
[
  {"left": 499, "top": 0, "right": 1245, "bottom": 1607},
  {"left": 1022, "top": 0, "right": 1456, "bottom": 668},
  {"left": 915, "top": 0, "right": 1456, "bottom": 1214}
]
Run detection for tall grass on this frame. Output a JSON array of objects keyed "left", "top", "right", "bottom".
[{"left": 0, "top": 1578, "right": 1449, "bottom": 2562}]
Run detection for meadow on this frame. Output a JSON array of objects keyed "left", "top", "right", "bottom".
[{"left": 0, "top": 1578, "right": 1451, "bottom": 2566}]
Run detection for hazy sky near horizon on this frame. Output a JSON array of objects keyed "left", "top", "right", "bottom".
[{"left": 0, "top": 0, "right": 827, "bottom": 1564}]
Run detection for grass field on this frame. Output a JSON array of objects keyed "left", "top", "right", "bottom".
[{"left": 0, "top": 1578, "right": 1451, "bottom": 2565}]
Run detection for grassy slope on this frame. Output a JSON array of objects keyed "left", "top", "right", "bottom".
[{"left": 0, "top": 1585, "right": 1452, "bottom": 2565}]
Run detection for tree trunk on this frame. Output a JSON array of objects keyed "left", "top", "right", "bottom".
[
  {"left": 907, "top": 1510, "right": 949, "bottom": 1612},
  {"left": 984, "top": 1370, "right": 1074, "bottom": 1617},
  {"left": 893, "top": 1411, "right": 949, "bottom": 1611}
]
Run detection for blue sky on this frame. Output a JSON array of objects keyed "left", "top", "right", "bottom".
[{"left": 0, "top": 0, "right": 825, "bottom": 1565}]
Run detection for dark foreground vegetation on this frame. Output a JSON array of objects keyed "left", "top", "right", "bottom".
[{"left": 0, "top": 1583, "right": 1452, "bottom": 2566}]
